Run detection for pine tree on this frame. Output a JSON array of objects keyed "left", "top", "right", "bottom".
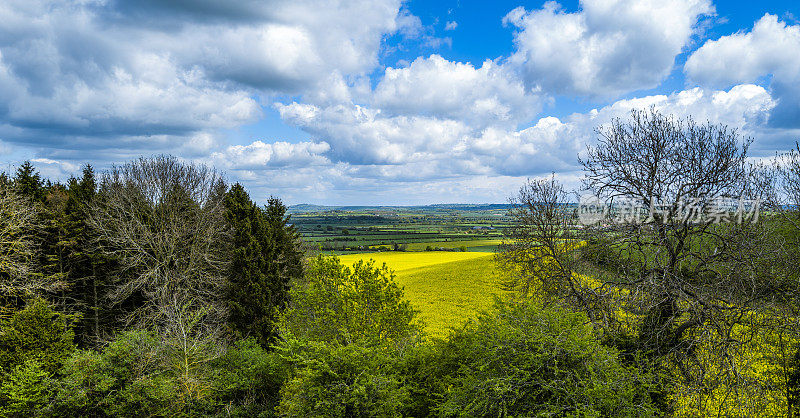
[
  {"left": 13, "top": 162, "right": 45, "bottom": 203},
  {"left": 223, "top": 185, "right": 303, "bottom": 346},
  {"left": 62, "top": 166, "right": 110, "bottom": 346}
]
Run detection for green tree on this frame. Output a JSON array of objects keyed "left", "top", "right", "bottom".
[
  {"left": 276, "top": 255, "right": 422, "bottom": 417},
  {"left": 0, "top": 298, "right": 76, "bottom": 376},
  {"left": 279, "top": 255, "right": 422, "bottom": 350},
  {"left": 276, "top": 339, "right": 409, "bottom": 418},
  {"left": 54, "top": 330, "right": 179, "bottom": 417},
  {"left": 224, "top": 185, "right": 302, "bottom": 346},
  {"left": 0, "top": 359, "right": 54, "bottom": 417},
  {"left": 12, "top": 162, "right": 45, "bottom": 204},
  {"left": 403, "top": 299, "right": 658, "bottom": 417}
]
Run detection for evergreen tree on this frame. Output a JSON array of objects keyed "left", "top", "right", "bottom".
[
  {"left": 12, "top": 162, "right": 44, "bottom": 203},
  {"left": 223, "top": 185, "right": 303, "bottom": 346},
  {"left": 62, "top": 166, "right": 111, "bottom": 346}
]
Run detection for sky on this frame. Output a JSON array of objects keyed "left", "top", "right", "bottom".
[{"left": 0, "top": 0, "right": 799, "bottom": 205}]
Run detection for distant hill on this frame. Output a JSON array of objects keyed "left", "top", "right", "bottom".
[{"left": 287, "top": 203, "right": 513, "bottom": 214}]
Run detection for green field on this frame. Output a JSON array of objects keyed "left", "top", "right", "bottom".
[
  {"left": 291, "top": 204, "right": 510, "bottom": 252},
  {"left": 338, "top": 251, "right": 506, "bottom": 338},
  {"left": 403, "top": 238, "right": 503, "bottom": 252}
]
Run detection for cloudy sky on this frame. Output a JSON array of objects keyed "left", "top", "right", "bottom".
[{"left": 0, "top": 0, "right": 798, "bottom": 204}]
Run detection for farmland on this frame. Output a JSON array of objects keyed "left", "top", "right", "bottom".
[
  {"left": 337, "top": 251, "right": 505, "bottom": 338},
  {"left": 289, "top": 204, "right": 511, "bottom": 253},
  {"left": 293, "top": 205, "right": 513, "bottom": 337}
]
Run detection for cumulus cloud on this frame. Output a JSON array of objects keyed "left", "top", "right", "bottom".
[
  {"left": 373, "top": 55, "right": 543, "bottom": 127},
  {"left": 504, "top": 0, "right": 713, "bottom": 98},
  {"left": 276, "top": 102, "right": 472, "bottom": 165},
  {"left": 211, "top": 140, "right": 331, "bottom": 169},
  {"left": 272, "top": 83, "right": 775, "bottom": 186},
  {"left": 0, "top": 0, "right": 407, "bottom": 160},
  {"left": 685, "top": 14, "right": 800, "bottom": 127}
]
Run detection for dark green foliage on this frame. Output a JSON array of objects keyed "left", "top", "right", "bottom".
[
  {"left": 403, "top": 300, "right": 658, "bottom": 417},
  {"left": 12, "top": 162, "right": 45, "bottom": 204},
  {"left": 0, "top": 298, "right": 75, "bottom": 376},
  {"left": 61, "top": 166, "right": 111, "bottom": 346},
  {"left": 55, "top": 332, "right": 289, "bottom": 417},
  {"left": 224, "top": 185, "right": 303, "bottom": 346}
]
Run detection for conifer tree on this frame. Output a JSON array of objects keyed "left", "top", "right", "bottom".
[
  {"left": 223, "top": 185, "right": 302, "bottom": 346},
  {"left": 12, "top": 162, "right": 45, "bottom": 203}
]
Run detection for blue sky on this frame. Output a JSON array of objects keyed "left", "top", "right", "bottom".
[{"left": 0, "top": 0, "right": 799, "bottom": 204}]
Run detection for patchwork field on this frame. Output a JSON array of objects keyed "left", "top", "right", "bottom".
[
  {"left": 402, "top": 238, "right": 504, "bottom": 252},
  {"left": 337, "top": 251, "right": 507, "bottom": 338}
]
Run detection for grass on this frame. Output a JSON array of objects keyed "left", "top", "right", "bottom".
[{"left": 337, "top": 252, "right": 507, "bottom": 338}]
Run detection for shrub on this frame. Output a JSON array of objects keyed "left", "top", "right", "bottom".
[
  {"left": 280, "top": 255, "right": 423, "bottom": 350},
  {"left": 0, "top": 298, "right": 75, "bottom": 376},
  {"left": 403, "top": 299, "right": 658, "bottom": 417},
  {"left": 54, "top": 330, "right": 178, "bottom": 417},
  {"left": 276, "top": 339, "right": 408, "bottom": 417},
  {"left": 210, "top": 338, "right": 288, "bottom": 417},
  {"left": 0, "top": 359, "right": 54, "bottom": 416}
]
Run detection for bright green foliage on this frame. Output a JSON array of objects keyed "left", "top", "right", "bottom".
[
  {"left": 0, "top": 359, "right": 54, "bottom": 416},
  {"left": 209, "top": 338, "right": 288, "bottom": 417},
  {"left": 403, "top": 300, "right": 658, "bottom": 417},
  {"left": 0, "top": 298, "right": 75, "bottom": 376},
  {"left": 281, "top": 255, "right": 423, "bottom": 350},
  {"left": 224, "top": 184, "right": 303, "bottom": 346},
  {"left": 56, "top": 332, "right": 290, "bottom": 417},
  {"left": 54, "top": 330, "right": 180, "bottom": 416},
  {"left": 276, "top": 255, "right": 423, "bottom": 417},
  {"left": 276, "top": 338, "right": 409, "bottom": 418}
]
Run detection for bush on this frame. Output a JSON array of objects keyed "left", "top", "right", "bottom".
[
  {"left": 403, "top": 299, "right": 658, "bottom": 417},
  {"left": 54, "top": 330, "right": 179, "bottom": 417},
  {"left": 0, "top": 359, "right": 54, "bottom": 416},
  {"left": 276, "top": 255, "right": 424, "bottom": 417},
  {"left": 210, "top": 338, "right": 288, "bottom": 417},
  {"left": 280, "top": 255, "right": 423, "bottom": 350},
  {"left": 276, "top": 339, "right": 409, "bottom": 417},
  {"left": 0, "top": 298, "right": 75, "bottom": 376}
]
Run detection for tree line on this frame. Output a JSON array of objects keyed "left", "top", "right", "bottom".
[{"left": 2, "top": 107, "right": 800, "bottom": 416}]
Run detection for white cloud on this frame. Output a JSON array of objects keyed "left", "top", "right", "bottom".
[
  {"left": 278, "top": 83, "right": 774, "bottom": 178},
  {"left": 373, "top": 55, "right": 542, "bottom": 128},
  {"left": 211, "top": 140, "right": 331, "bottom": 169},
  {"left": 504, "top": 0, "right": 713, "bottom": 98},
  {"left": 685, "top": 14, "right": 800, "bottom": 127},
  {"left": 445, "top": 21, "right": 458, "bottom": 31},
  {"left": 276, "top": 101, "right": 472, "bottom": 165},
  {"left": 0, "top": 0, "right": 407, "bottom": 154}
]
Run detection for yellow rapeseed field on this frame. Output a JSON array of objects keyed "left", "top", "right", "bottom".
[{"left": 337, "top": 251, "right": 507, "bottom": 338}]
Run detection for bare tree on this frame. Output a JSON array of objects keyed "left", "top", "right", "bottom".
[
  {"left": 496, "top": 176, "right": 584, "bottom": 302},
  {"left": 500, "top": 108, "right": 795, "bottom": 411},
  {"left": 88, "top": 156, "right": 230, "bottom": 341}
]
